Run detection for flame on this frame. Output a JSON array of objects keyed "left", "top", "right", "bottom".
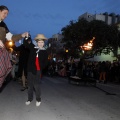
[{"left": 81, "top": 37, "right": 95, "bottom": 50}]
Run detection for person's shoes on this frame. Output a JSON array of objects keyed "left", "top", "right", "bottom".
[
  {"left": 103, "top": 81, "right": 107, "bottom": 84},
  {"left": 98, "top": 80, "right": 101, "bottom": 83},
  {"left": 21, "top": 87, "right": 27, "bottom": 91},
  {"left": 13, "top": 77, "right": 16, "bottom": 81},
  {"left": 36, "top": 101, "right": 41, "bottom": 107},
  {"left": 25, "top": 100, "right": 31, "bottom": 105}
]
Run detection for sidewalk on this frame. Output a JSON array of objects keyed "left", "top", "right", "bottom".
[{"left": 92, "top": 81, "right": 120, "bottom": 97}]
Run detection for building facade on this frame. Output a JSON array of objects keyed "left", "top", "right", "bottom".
[
  {"left": 48, "top": 33, "right": 64, "bottom": 61},
  {"left": 78, "top": 12, "right": 120, "bottom": 25}
]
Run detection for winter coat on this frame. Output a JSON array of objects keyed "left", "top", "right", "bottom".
[{"left": 23, "top": 40, "right": 48, "bottom": 75}]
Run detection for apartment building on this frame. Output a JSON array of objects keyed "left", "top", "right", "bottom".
[{"left": 78, "top": 12, "right": 120, "bottom": 25}]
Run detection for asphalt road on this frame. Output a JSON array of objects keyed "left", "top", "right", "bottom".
[{"left": 0, "top": 76, "right": 120, "bottom": 120}]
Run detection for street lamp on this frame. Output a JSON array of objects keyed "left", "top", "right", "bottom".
[
  {"left": 8, "top": 41, "right": 13, "bottom": 46},
  {"left": 65, "top": 49, "right": 69, "bottom": 53},
  {"left": 5, "top": 40, "right": 14, "bottom": 49}
]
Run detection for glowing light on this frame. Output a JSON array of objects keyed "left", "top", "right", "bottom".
[
  {"left": 8, "top": 41, "right": 13, "bottom": 46},
  {"left": 80, "top": 37, "right": 95, "bottom": 51},
  {"left": 66, "top": 49, "right": 68, "bottom": 53}
]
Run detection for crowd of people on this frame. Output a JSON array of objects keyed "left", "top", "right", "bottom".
[{"left": 47, "top": 59, "right": 120, "bottom": 84}]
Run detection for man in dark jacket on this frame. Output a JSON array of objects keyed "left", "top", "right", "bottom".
[{"left": 14, "top": 37, "right": 31, "bottom": 91}]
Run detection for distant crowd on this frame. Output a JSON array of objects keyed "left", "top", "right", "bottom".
[{"left": 47, "top": 59, "right": 120, "bottom": 84}]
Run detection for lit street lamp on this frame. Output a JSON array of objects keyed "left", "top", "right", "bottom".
[
  {"left": 8, "top": 41, "right": 13, "bottom": 46},
  {"left": 65, "top": 49, "right": 69, "bottom": 53},
  {"left": 5, "top": 40, "right": 14, "bottom": 49}
]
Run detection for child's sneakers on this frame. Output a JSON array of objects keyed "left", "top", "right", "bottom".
[
  {"left": 25, "top": 100, "right": 41, "bottom": 106},
  {"left": 25, "top": 101, "right": 31, "bottom": 105},
  {"left": 36, "top": 101, "right": 41, "bottom": 107}
]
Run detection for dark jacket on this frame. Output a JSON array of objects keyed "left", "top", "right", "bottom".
[
  {"left": 14, "top": 44, "right": 30, "bottom": 64},
  {"left": 0, "top": 21, "right": 9, "bottom": 33},
  {"left": 24, "top": 39, "right": 48, "bottom": 75},
  {"left": 0, "top": 21, "right": 24, "bottom": 42},
  {"left": 99, "top": 61, "right": 107, "bottom": 72}
]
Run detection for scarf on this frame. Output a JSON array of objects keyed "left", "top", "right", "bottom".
[{"left": 34, "top": 46, "right": 46, "bottom": 54}]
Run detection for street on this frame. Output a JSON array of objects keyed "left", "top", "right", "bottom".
[{"left": 0, "top": 76, "right": 120, "bottom": 120}]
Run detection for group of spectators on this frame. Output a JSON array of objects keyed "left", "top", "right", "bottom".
[
  {"left": 47, "top": 59, "right": 120, "bottom": 84},
  {"left": 79, "top": 60, "right": 120, "bottom": 84}
]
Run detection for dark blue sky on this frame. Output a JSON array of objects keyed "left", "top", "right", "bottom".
[{"left": 1, "top": 0, "right": 120, "bottom": 39}]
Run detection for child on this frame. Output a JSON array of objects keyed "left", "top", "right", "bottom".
[{"left": 24, "top": 34, "right": 48, "bottom": 106}]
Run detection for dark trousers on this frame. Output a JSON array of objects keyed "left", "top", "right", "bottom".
[
  {"left": 17, "top": 62, "right": 27, "bottom": 78},
  {"left": 27, "top": 71, "right": 41, "bottom": 101}
]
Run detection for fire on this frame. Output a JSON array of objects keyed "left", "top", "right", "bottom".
[{"left": 81, "top": 37, "right": 95, "bottom": 50}]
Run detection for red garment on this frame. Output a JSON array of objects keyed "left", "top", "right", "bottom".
[
  {"left": 35, "top": 56, "right": 40, "bottom": 70},
  {"left": 0, "top": 48, "right": 12, "bottom": 87}
]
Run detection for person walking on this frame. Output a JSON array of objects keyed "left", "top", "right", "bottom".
[
  {"left": 14, "top": 37, "right": 31, "bottom": 91},
  {"left": 99, "top": 61, "right": 107, "bottom": 83},
  {"left": 24, "top": 34, "right": 48, "bottom": 107}
]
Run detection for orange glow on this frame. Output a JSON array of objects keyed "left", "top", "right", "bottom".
[
  {"left": 66, "top": 49, "right": 68, "bottom": 53},
  {"left": 80, "top": 37, "right": 95, "bottom": 51},
  {"left": 8, "top": 41, "right": 13, "bottom": 46}
]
